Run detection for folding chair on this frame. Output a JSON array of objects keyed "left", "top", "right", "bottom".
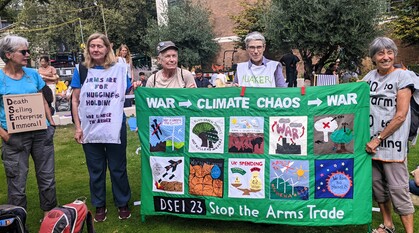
[{"left": 313, "top": 74, "right": 339, "bottom": 86}]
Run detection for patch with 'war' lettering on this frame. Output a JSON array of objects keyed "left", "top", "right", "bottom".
[{"left": 269, "top": 116, "right": 307, "bottom": 155}]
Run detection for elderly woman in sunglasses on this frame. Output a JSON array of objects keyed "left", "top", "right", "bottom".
[{"left": 0, "top": 35, "right": 57, "bottom": 217}]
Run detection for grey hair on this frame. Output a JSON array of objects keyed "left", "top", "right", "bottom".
[
  {"left": 0, "top": 35, "right": 29, "bottom": 63},
  {"left": 244, "top": 31, "right": 266, "bottom": 48},
  {"left": 369, "top": 37, "right": 398, "bottom": 58}
]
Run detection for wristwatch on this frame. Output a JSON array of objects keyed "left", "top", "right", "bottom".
[{"left": 377, "top": 135, "right": 383, "bottom": 141}]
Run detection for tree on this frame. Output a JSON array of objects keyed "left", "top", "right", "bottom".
[
  {"left": 0, "top": 0, "right": 50, "bottom": 12},
  {"left": 192, "top": 122, "right": 219, "bottom": 148},
  {"left": 233, "top": 0, "right": 382, "bottom": 80},
  {"left": 0, "top": 1, "right": 18, "bottom": 24},
  {"left": 101, "top": 0, "right": 156, "bottom": 54},
  {"left": 230, "top": 0, "right": 268, "bottom": 49},
  {"left": 11, "top": 0, "right": 155, "bottom": 60},
  {"left": 390, "top": 0, "right": 419, "bottom": 45},
  {"left": 143, "top": 0, "right": 219, "bottom": 68},
  {"left": 267, "top": 0, "right": 383, "bottom": 79}
]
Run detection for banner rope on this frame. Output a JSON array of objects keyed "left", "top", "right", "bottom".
[
  {"left": 12, "top": 18, "right": 92, "bottom": 32},
  {"left": 8, "top": 5, "right": 100, "bottom": 33}
]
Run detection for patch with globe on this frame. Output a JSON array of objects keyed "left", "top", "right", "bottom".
[{"left": 315, "top": 159, "right": 354, "bottom": 199}]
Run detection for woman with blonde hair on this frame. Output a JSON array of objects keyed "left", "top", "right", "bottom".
[
  {"left": 71, "top": 33, "right": 134, "bottom": 222},
  {"left": 116, "top": 44, "right": 134, "bottom": 81}
]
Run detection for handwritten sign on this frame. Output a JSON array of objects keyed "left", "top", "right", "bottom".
[{"left": 3, "top": 93, "right": 47, "bottom": 133}]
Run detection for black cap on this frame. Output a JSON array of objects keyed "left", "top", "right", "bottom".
[{"left": 156, "top": 41, "right": 178, "bottom": 55}]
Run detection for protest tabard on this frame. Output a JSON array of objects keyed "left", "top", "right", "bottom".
[
  {"left": 3, "top": 93, "right": 47, "bottom": 133},
  {"left": 135, "top": 82, "right": 371, "bottom": 227}
]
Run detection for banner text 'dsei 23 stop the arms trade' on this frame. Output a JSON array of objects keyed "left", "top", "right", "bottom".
[{"left": 136, "top": 82, "right": 372, "bottom": 226}]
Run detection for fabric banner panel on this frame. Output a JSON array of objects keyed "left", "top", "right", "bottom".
[{"left": 136, "top": 82, "right": 372, "bottom": 226}]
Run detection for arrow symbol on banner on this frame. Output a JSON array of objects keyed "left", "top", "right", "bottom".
[
  {"left": 308, "top": 98, "right": 322, "bottom": 106},
  {"left": 179, "top": 100, "right": 192, "bottom": 108}
]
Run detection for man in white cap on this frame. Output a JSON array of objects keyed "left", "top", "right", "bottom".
[
  {"left": 234, "top": 31, "right": 287, "bottom": 88},
  {"left": 146, "top": 41, "right": 196, "bottom": 88}
]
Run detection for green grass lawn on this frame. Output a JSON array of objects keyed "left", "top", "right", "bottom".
[{"left": 0, "top": 125, "right": 418, "bottom": 233}]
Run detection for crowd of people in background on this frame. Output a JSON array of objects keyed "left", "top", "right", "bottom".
[
  {"left": 17, "top": 32, "right": 373, "bottom": 110},
  {"left": 131, "top": 33, "right": 363, "bottom": 89}
]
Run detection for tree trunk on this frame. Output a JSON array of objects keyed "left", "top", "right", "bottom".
[
  {"left": 300, "top": 49, "right": 314, "bottom": 84},
  {"left": 199, "top": 133, "right": 208, "bottom": 147}
]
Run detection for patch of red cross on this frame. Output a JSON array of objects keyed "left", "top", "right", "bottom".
[{"left": 323, "top": 122, "right": 330, "bottom": 129}]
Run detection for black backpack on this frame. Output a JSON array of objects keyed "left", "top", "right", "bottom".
[
  {"left": 0, "top": 205, "right": 27, "bottom": 233},
  {"left": 70, "top": 64, "right": 88, "bottom": 123},
  {"left": 409, "top": 83, "right": 419, "bottom": 143},
  {"left": 394, "top": 68, "right": 419, "bottom": 144}
]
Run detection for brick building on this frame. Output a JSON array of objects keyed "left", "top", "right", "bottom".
[
  {"left": 394, "top": 40, "right": 419, "bottom": 67},
  {"left": 192, "top": 0, "right": 254, "bottom": 71},
  {"left": 157, "top": 0, "right": 254, "bottom": 71}
]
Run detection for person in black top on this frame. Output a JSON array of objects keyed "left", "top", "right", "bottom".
[
  {"left": 280, "top": 50, "right": 300, "bottom": 87},
  {"left": 139, "top": 72, "right": 147, "bottom": 87},
  {"left": 194, "top": 68, "right": 211, "bottom": 88},
  {"left": 324, "top": 62, "right": 337, "bottom": 75}
]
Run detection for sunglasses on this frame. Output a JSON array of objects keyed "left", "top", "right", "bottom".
[{"left": 17, "top": 50, "right": 30, "bottom": 55}]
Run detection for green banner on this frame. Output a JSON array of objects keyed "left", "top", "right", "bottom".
[{"left": 136, "top": 82, "right": 372, "bottom": 226}]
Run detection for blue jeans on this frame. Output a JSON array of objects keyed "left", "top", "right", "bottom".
[
  {"left": 82, "top": 119, "right": 131, "bottom": 208},
  {"left": 409, "top": 180, "right": 419, "bottom": 196}
]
